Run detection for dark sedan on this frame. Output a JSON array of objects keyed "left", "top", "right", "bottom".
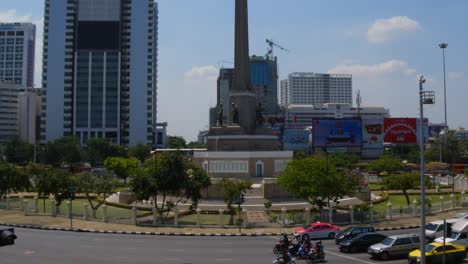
[
  {"left": 339, "top": 232, "right": 387, "bottom": 253},
  {"left": 335, "top": 226, "right": 375, "bottom": 244}
]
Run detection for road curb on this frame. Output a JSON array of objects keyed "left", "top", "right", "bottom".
[
  {"left": 0, "top": 222, "right": 422, "bottom": 237},
  {"left": 375, "top": 225, "right": 421, "bottom": 231},
  {"left": 0, "top": 222, "right": 286, "bottom": 237}
]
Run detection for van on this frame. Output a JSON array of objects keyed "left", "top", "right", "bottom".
[
  {"left": 425, "top": 218, "right": 459, "bottom": 241},
  {"left": 435, "top": 219, "right": 468, "bottom": 243}
]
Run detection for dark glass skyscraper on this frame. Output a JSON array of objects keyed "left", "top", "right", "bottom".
[{"left": 42, "top": 0, "right": 158, "bottom": 146}]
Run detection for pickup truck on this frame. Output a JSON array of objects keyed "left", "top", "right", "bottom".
[{"left": 0, "top": 228, "right": 17, "bottom": 246}]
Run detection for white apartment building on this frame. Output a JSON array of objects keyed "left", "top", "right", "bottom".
[
  {"left": 455, "top": 129, "right": 468, "bottom": 141},
  {"left": 280, "top": 73, "right": 352, "bottom": 106},
  {"left": 0, "top": 82, "right": 41, "bottom": 144},
  {"left": 0, "top": 23, "right": 36, "bottom": 87}
]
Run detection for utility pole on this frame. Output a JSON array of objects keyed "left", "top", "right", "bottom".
[
  {"left": 418, "top": 75, "right": 435, "bottom": 264},
  {"left": 439, "top": 43, "right": 448, "bottom": 146}
]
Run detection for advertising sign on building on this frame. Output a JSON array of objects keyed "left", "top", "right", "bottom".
[
  {"left": 384, "top": 118, "right": 417, "bottom": 143},
  {"left": 283, "top": 129, "right": 310, "bottom": 151},
  {"left": 362, "top": 119, "right": 384, "bottom": 149},
  {"left": 312, "top": 119, "right": 362, "bottom": 147},
  {"left": 271, "top": 125, "right": 284, "bottom": 150}
]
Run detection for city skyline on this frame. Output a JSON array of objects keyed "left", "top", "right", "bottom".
[{"left": 1, "top": 0, "right": 467, "bottom": 141}]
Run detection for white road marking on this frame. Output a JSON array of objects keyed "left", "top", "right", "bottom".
[
  {"left": 24, "top": 250, "right": 35, "bottom": 255},
  {"left": 215, "top": 259, "right": 232, "bottom": 261},
  {"left": 325, "top": 250, "right": 376, "bottom": 264},
  {"left": 168, "top": 249, "right": 185, "bottom": 252}
]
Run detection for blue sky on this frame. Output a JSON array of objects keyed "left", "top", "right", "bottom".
[{"left": 1, "top": 0, "right": 467, "bottom": 141}]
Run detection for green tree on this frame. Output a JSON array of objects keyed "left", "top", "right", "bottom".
[
  {"left": 464, "top": 169, "right": 468, "bottom": 177},
  {"left": 85, "top": 138, "right": 126, "bottom": 166},
  {"left": 366, "top": 155, "right": 404, "bottom": 174},
  {"left": 185, "top": 165, "right": 211, "bottom": 210},
  {"left": 76, "top": 171, "right": 120, "bottom": 218},
  {"left": 186, "top": 141, "right": 207, "bottom": 149},
  {"left": 381, "top": 172, "right": 427, "bottom": 206},
  {"left": 217, "top": 177, "right": 252, "bottom": 225},
  {"left": 129, "top": 153, "right": 206, "bottom": 222},
  {"left": 128, "top": 144, "right": 151, "bottom": 163},
  {"left": 44, "top": 137, "right": 82, "bottom": 169},
  {"left": 34, "top": 167, "right": 74, "bottom": 206},
  {"left": 4, "top": 137, "right": 33, "bottom": 164},
  {"left": 104, "top": 157, "right": 139, "bottom": 184},
  {"left": 328, "top": 153, "right": 360, "bottom": 171},
  {"left": 167, "top": 136, "right": 187, "bottom": 149},
  {"left": 0, "top": 163, "right": 31, "bottom": 198},
  {"left": 278, "top": 156, "right": 350, "bottom": 210}
]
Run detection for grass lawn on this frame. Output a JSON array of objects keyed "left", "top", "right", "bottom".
[
  {"left": 178, "top": 212, "right": 240, "bottom": 226},
  {"left": 29, "top": 198, "right": 148, "bottom": 219},
  {"left": 373, "top": 193, "right": 462, "bottom": 211}
]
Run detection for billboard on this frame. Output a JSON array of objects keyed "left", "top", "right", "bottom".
[
  {"left": 384, "top": 118, "right": 417, "bottom": 143},
  {"left": 283, "top": 129, "right": 310, "bottom": 151},
  {"left": 312, "top": 119, "right": 362, "bottom": 147},
  {"left": 271, "top": 125, "right": 284, "bottom": 150},
  {"left": 362, "top": 119, "right": 384, "bottom": 149}
]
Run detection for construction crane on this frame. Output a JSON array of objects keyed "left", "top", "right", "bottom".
[{"left": 266, "top": 39, "right": 289, "bottom": 60}]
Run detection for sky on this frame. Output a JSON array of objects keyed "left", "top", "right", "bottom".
[{"left": 1, "top": 0, "right": 467, "bottom": 142}]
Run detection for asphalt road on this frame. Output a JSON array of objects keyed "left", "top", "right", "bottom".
[{"left": 0, "top": 226, "right": 465, "bottom": 264}]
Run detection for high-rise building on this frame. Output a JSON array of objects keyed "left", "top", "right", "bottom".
[
  {"left": 0, "top": 81, "right": 41, "bottom": 144},
  {"left": 0, "top": 23, "right": 36, "bottom": 87},
  {"left": 41, "top": 0, "right": 158, "bottom": 146},
  {"left": 213, "top": 55, "right": 279, "bottom": 125},
  {"left": 280, "top": 73, "right": 352, "bottom": 107}
]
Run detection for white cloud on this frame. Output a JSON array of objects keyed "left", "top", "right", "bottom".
[
  {"left": 0, "top": 9, "right": 43, "bottom": 87},
  {"left": 184, "top": 65, "right": 219, "bottom": 81},
  {"left": 0, "top": 9, "right": 32, "bottom": 22},
  {"left": 448, "top": 72, "right": 465, "bottom": 80},
  {"left": 367, "top": 16, "right": 421, "bottom": 43},
  {"left": 328, "top": 59, "right": 417, "bottom": 76}
]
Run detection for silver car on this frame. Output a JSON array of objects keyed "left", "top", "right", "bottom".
[{"left": 368, "top": 234, "right": 420, "bottom": 260}]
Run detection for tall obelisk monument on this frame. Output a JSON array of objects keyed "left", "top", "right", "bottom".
[{"left": 230, "top": 0, "right": 257, "bottom": 134}]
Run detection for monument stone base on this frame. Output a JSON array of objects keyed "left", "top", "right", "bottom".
[{"left": 207, "top": 126, "right": 280, "bottom": 151}]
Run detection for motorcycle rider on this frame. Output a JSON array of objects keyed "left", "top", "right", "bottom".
[{"left": 280, "top": 234, "right": 290, "bottom": 262}]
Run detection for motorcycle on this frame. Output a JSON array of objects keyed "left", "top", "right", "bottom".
[
  {"left": 272, "top": 253, "right": 296, "bottom": 264},
  {"left": 273, "top": 239, "right": 293, "bottom": 255},
  {"left": 305, "top": 241, "right": 325, "bottom": 263}
]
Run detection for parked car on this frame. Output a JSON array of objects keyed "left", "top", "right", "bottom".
[
  {"left": 0, "top": 228, "right": 17, "bottom": 247},
  {"left": 435, "top": 219, "right": 468, "bottom": 243},
  {"left": 367, "top": 234, "right": 420, "bottom": 260},
  {"left": 408, "top": 242, "right": 466, "bottom": 264},
  {"left": 335, "top": 226, "right": 375, "bottom": 244},
  {"left": 293, "top": 222, "right": 340, "bottom": 240},
  {"left": 338, "top": 232, "right": 387, "bottom": 253},
  {"left": 454, "top": 212, "right": 468, "bottom": 219},
  {"left": 425, "top": 218, "right": 459, "bottom": 241}
]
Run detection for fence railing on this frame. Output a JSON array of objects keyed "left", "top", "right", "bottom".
[{"left": 2, "top": 194, "right": 468, "bottom": 229}]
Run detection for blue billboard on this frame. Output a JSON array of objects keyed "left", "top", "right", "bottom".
[
  {"left": 313, "top": 119, "right": 362, "bottom": 147},
  {"left": 283, "top": 129, "right": 310, "bottom": 151}
]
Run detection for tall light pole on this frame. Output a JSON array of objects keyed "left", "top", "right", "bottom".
[
  {"left": 439, "top": 43, "right": 448, "bottom": 147},
  {"left": 419, "top": 75, "right": 435, "bottom": 264}
]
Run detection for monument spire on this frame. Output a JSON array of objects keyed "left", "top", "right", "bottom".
[
  {"left": 230, "top": 0, "right": 256, "bottom": 133},
  {"left": 234, "top": 0, "right": 250, "bottom": 91}
]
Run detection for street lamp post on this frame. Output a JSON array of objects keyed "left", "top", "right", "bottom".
[
  {"left": 439, "top": 43, "right": 448, "bottom": 146},
  {"left": 419, "top": 75, "right": 435, "bottom": 264}
]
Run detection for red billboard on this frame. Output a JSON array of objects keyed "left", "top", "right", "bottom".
[{"left": 384, "top": 118, "right": 417, "bottom": 143}]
